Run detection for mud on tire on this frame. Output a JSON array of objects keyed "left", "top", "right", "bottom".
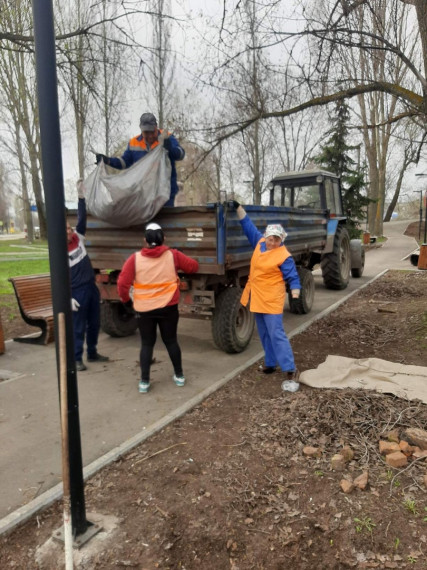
[
  {"left": 212, "top": 287, "right": 254, "bottom": 353},
  {"left": 101, "top": 302, "right": 138, "bottom": 337}
]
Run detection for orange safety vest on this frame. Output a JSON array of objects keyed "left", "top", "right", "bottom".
[
  {"left": 133, "top": 250, "right": 180, "bottom": 312},
  {"left": 128, "top": 129, "right": 167, "bottom": 153},
  {"left": 241, "top": 239, "right": 291, "bottom": 314}
]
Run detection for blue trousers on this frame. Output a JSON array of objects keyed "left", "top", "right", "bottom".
[
  {"left": 72, "top": 281, "right": 101, "bottom": 361},
  {"left": 254, "top": 313, "right": 295, "bottom": 372}
]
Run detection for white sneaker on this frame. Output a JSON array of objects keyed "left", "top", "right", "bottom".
[
  {"left": 173, "top": 374, "right": 185, "bottom": 387},
  {"left": 138, "top": 381, "right": 150, "bottom": 393}
]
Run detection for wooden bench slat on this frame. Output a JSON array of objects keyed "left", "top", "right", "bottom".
[{"left": 9, "top": 274, "right": 55, "bottom": 345}]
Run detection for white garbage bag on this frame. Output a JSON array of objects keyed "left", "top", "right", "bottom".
[{"left": 83, "top": 143, "right": 172, "bottom": 227}]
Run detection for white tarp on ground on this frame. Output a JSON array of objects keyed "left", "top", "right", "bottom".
[
  {"left": 300, "top": 355, "right": 427, "bottom": 404},
  {"left": 83, "top": 143, "right": 171, "bottom": 227}
]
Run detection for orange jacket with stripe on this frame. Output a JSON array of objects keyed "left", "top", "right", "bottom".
[{"left": 108, "top": 130, "right": 185, "bottom": 205}]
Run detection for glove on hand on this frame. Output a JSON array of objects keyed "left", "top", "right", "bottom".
[
  {"left": 71, "top": 298, "right": 80, "bottom": 311},
  {"left": 163, "top": 137, "right": 172, "bottom": 152},
  {"left": 123, "top": 299, "right": 134, "bottom": 312},
  {"left": 95, "top": 153, "right": 109, "bottom": 165},
  {"left": 231, "top": 200, "right": 240, "bottom": 209}
]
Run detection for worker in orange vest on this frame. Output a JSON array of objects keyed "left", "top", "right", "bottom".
[
  {"left": 117, "top": 223, "right": 199, "bottom": 393},
  {"left": 95, "top": 113, "right": 185, "bottom": 207},
  {"left": 233, "top": 201, "right": 301, "bottom": 384}
]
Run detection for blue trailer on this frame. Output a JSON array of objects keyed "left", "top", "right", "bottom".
[{"left": 71, "top": 169, "right": 364, "bottom": 353}]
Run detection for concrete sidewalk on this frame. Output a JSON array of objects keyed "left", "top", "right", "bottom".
[{"left": 0, "top": 220, "right": 419, "bottom": 534}]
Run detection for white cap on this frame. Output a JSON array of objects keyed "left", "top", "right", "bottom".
[
  {"left": 145, "top": 222, "right": 162, "bottom": 231},
  {"left": 264, "top": 224, "right": 287, "bottom": 241}
]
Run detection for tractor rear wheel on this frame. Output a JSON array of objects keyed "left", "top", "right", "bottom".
[{"left": 321, "top": 226, "right": 351, "bottom": 290}]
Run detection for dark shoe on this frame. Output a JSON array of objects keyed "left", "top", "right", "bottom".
[
  {"left": 76, "top": 360, "right": 87, "bottom": 372},
  {"left": 286, "top": 369, "right": 300, "bottom": 382},
  {"left": 262, "top": 366, "right": 277, "bottom": 374},
  {"left": 87, "top": 353, "right": 109, "bottom": 363}
]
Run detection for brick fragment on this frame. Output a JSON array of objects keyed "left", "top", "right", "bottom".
[
  {"left": 385, "top": 451, "right": 408, "bottom": 468},
  {"left": 303, "top": 446, "right": 321, "bottom": 458},
  {"left": 399, "top": 440, "right": 414, "bottom": 455},
  {"left": 331, "top": 454, "right": 346, "bottom": 471},
  {"left": 353, "top": 471, "right": 369, "bottom": 490},
  {"left": 340, "top": 479, "right": 354, "bottom": 494},
  {"left": 379, "top": 440, "right": 400, "bottom": 455}
]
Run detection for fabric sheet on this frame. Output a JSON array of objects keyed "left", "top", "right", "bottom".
[
  {"left": 300, "top": 355, "right": 427, "bottom": 404},
  {"left": 84, "top": 142, "right": 171, "bottom": 227}
]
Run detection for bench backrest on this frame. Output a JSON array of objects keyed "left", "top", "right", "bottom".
[{"left": 9, "top": 274, "right": 52, "bottom": 310}]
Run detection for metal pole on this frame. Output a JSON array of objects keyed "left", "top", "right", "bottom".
[
  {"left": 59, "top": 314, "right": 73, "bottom": 570},
  {"left": 31, "top": 0, "right": 88, "bottom": 536}
]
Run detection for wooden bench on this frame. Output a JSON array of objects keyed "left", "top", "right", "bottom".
[{"left": 9, "top": 274, "right": 55, "bottom": 345}]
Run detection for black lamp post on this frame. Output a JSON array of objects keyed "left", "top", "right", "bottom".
[{"left": 31, "top": 0, "right": 89, "bottom": 536}]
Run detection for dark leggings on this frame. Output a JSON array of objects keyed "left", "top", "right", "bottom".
[{"left": 136, "top": 304, "right": 182, "bottom": 381}]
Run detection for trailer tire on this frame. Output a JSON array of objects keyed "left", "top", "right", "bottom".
[
  {"left": 100, "top": 302, "right": 138, "bottom": 337},
  {"left": 350, "top": 239, "right": 365, "bottom": 278},
  {"left": 212, "top": 287, "right": 254, "bottom": 353},
  {"left": 321, "top": 225, "right": 350, "bottom": 290},
  {"left": 288, "top": 267, "right": 314, "bottom": 314}
]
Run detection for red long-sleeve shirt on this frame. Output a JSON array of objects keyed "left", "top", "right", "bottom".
[{"left": 117, "top": 245, "right": 199, "bottom": 306}]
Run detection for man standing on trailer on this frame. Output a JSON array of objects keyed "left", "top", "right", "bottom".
[{"left": 95, "top": 112, "right": 185, "bottom": 207}]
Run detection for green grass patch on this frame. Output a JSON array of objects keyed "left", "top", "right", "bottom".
[
  {"left": 0, "top": 238, "right": 48, "bottom": 254},
  {"left": 0, "top": 259, "right": 50, "bottom": 295}
]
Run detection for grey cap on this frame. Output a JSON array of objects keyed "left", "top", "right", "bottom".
[{"left": 139, "top": 112, "right": 158, "bottom": 131}]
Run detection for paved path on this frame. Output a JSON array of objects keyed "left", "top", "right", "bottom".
[{"left": 0, "top": 220, "right": 419, "bottom": 531}]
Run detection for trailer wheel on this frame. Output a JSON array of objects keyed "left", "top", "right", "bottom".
[
  {"left": 350, "top": 239, "right": 365, "bottom": 278},
  {"left": 321, "top": 225, "right": 350, "bottom": 290},
  {"left": 288, "top": 267, "right": 314, "bottom": 314},
  {"left": 212, "top": 287, "right": 254, "bottom": 353},
  {"left": 100, "top": 302, "right": 138, "bottom": 337}
]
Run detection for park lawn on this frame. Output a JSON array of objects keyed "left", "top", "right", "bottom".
[
  {"left": 0, "top": 238, "right": 48, "bottom": 254},
  {"left": 0, "top": 259, "right": 50, "bottom": 295}
]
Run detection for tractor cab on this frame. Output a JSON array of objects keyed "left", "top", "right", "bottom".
[{"left": 268, "top": 169, "right": 345, "bottom": 219}]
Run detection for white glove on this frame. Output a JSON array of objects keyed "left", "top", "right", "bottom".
[
  {"left": 71, "top": 298, "right": 80, "bottom": 311},
  {"left": 291, "top": 289, "right": 300, "bottom": 299}
]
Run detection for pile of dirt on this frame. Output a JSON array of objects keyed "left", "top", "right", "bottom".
[
  {"left": 1, "top": 270, "right": 427, "bottom": 569},
  {"left": 404, "top": 220, "right": 425, "bottom": 242}
]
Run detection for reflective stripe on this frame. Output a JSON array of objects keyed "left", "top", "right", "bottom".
[{"left": 118, "top": 157, "right": 126, "bottom": 169}]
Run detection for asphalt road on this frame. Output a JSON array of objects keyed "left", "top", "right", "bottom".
[{"left": 0, "top": 219, "right": 419, "bottom": 531}]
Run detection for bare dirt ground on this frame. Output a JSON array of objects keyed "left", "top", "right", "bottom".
[{"left": 1, "top": 226, "right": 427, "bottom": 569}]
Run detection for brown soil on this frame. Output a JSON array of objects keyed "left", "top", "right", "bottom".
[
  {"left": 404, "top": 220, "right": 425, "bottom": 243},
  {"left": 1, "top": 270, "right": 427, "bottom": 569},
  {"left": 0, "top": 293, "right": 36, "bottom": 343}
]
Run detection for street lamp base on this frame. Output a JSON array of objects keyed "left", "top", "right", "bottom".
[{"left": 52, "top": 519, "right": 102, "bottom": 549}]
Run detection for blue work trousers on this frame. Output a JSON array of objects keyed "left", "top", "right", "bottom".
[
  {"left": 254, "top": 313, "right": 295, "bottom": 372},
  {"left": 72, "top": 281, "right": 101, "bottom": 361}
]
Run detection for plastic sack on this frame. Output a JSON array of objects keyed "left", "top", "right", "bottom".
[{"left": 83, "top": 143, "right": 172, "bottom": 227}]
